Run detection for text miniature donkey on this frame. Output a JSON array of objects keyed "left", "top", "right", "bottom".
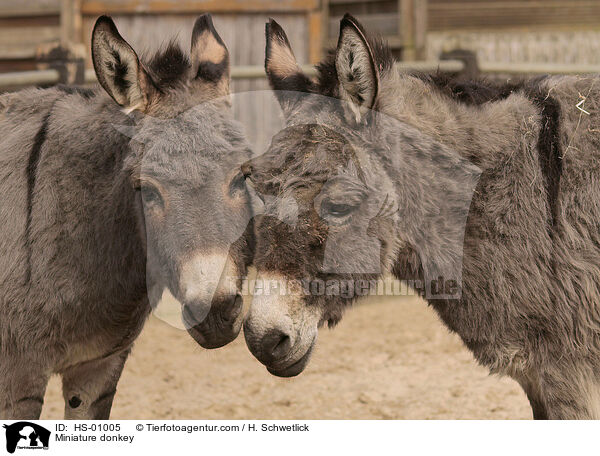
[
  {"left": 0, "top": 15, "right": 254, "bottom": 419},
  {"left": 241, "top": 15, "right": 600, "bottom": 418}
]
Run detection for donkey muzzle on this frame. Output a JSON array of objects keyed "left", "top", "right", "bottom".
[
  {"left": 183, "top": 293, "right": 244, "bottom": 349},
  {"left": 242, "top": 282, "right": 319, "bottom": 377}
]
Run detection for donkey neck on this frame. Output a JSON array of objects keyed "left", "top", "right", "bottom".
[
  {"left": 372, "top": 73, "right": 528, "bottom": 301},
  {"left": 375, "top": 110, "right": 480, "bottom": 302},
  {"left": 43, "top": 91, "right": 147, "bottom": 304}
]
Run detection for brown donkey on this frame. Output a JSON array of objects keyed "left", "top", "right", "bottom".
[
  {"left": 0, "top": 15, "right": 254, "bottom": 419},
  {"left": 242, "top": 15, "right": 600, "bottom": 419}
]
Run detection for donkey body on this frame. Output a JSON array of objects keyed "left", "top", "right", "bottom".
[
  {"left": 242, "top": 16, "right": 600, "bottom": 418},
  {"left": 0, "top": 15, "right": 253, "bottom": 419}
]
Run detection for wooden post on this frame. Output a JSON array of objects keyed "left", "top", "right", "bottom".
[
  {"left": 38, "top": 0, "right": 86, "bottom": 84},
  {"left": 320, "top": 0, "right": 329, "bottom": 59},
  {"left": 401, "top": 0, "right": 427, "bottom": 61},
  {"left": 400, "top": 0, "right": 415, "bottom": 61},
  {"left": 308, "top": 9, "right": 323, "bottom": 64},
  {"left": 414, "top": 0, "right": 428, "bottom": 60},
  {"left": 60, "top": 0, "right": 82, "bottom": 47}
]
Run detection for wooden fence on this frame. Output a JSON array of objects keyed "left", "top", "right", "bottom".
[
  {"left": 325, "top": 0, "right": 600, "bottom": 60},
  {"left": 0, "top": 0, "right": 324, "bottom": 76},
  {"left": 3, "top": 1, "right": 600, "bottom": 149},
  {"left": 0, "top": 0, "right": 325, "bottom": 150}
]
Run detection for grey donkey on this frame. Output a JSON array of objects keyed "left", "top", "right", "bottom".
[
  {"left": 241, "top": 15, "right": 600, "bottom": 419},
  {"left": 0, "top": 15, "right": 255, "bottom": 419}
]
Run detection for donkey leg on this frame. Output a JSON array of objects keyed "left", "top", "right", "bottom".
[
  {"left": 537, "top": 364, "right": 600, "bottom": 419},
  {"left": 0, "top": 358, "right": 49, "bottom": 420},
  {"left": 528, "top": 395, "right": 549, "bottom": 420},
  {"left": 516, "top": 374, "right": 548, "bottom": 420},
  {"left": 60, "top": 349, "right": 130, "bottom": 420}
]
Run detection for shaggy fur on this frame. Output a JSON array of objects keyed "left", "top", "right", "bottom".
[
  {"left": 243, "top": 15, "right": 600, "bottom": 418},
  {"left": 0, "top": 15, "right": 254, "bottom": 420}
]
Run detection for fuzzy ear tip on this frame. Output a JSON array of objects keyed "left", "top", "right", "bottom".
[
  {"left": 93, "top": 15, "right": 116, "bottom": 34},
  {"left": 193, "top": 13, "right": 214, "bottom": 31},
  {"left": 192, "top": 13, "right": 215, "bottom": 40},
  {"left": 340, "top": 13, "right": 360, "bottom": 31},
  {"left": 192, "top": 12, "right": 225, "bottom": 47},
  {"left": 266, "top": 18, "right": 286, "bottom": 41}
]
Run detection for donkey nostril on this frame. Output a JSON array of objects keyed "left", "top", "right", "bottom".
[
  {"left": 273, "top": 334, "right": 290, "bottom": 354},
  {"left": 262, "top": 330, "right": 292, "bottom": 360}
]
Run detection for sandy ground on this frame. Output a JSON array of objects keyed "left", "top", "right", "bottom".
[{"left": 41, "top": 296, "right": 532, "bottom": 419}]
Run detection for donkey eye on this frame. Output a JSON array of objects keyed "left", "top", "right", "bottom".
[
  {"left": 140, "top": 185, "right": 163, "bottom": 207},
  {"left": 322, "top": 202, "right": 355, "bottom": 219},
  {"left": 328, "top": 204, "right": 353, "bottom": 216}
]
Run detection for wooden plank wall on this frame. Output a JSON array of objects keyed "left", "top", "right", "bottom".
[
  {"left": 327, "top": 1, "right": 600, "bottom": 60},
  {"left": 426, "top": 1, "right": 600, "bottom": 65},
  {"left": 328, "top": 1, "right": 600, "bottom": 34},
  {"left": 0, "top": 0, "right": 61, "bottom": 71},
  {"left": 428, "top": 0, "right": 600, "bottom": 31},
  {"left": 327, "top": 0, "right": 401, "bottom": 49},
  {"left": 0, "top": 1, "right": 323, "bottom": 71}
]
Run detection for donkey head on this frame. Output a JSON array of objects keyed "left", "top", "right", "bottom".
[
  {"left": 242, "top": 16, "right": 479, "bottom": 376},
  {"left": 92, "top": 15, "right": 254, "bottom": 348},
  {"left": 239, "top": 16, "right": 400, "bottom": 377}
]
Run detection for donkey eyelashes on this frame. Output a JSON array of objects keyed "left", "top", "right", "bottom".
[
  {"left": 320, "top": 200, "right": 357, "bottom": 223},
  {"left": 317, "top": 186, "right": 366, "bottom": 225}
]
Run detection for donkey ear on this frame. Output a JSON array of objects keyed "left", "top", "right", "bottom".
[
  {"left": 190, "top": 14, "right": 230, "bottom": 96},
  {"left": 335, "top": 14, "right": 379, "bottom": 121},
  {"left": 92, "top": 16, "right": 157, "bottom": 112},
  {"left": 265, "top": 18, "right": 314, "bottom": 111}
]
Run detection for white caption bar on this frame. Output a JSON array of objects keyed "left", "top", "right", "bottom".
[{"left": 0, "top": 420, "right": 596, "bottom": 455}]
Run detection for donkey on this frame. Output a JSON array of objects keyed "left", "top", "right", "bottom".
[
  {"left": 241, "top": 15, "right": 600, "bottom": 419},
  {"left": 0, "top": 14, "right": 255, "bottom": 419}
]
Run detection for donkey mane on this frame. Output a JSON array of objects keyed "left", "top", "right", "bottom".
[
  {"left": 410, "top": 71, "right": 528, "bottom": 106},
  {"left": 144, "top": 40, "right": 191, "bottom": 89},
  {"left": 55, "top": 84, "right": 96, "bottom": 99}
]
